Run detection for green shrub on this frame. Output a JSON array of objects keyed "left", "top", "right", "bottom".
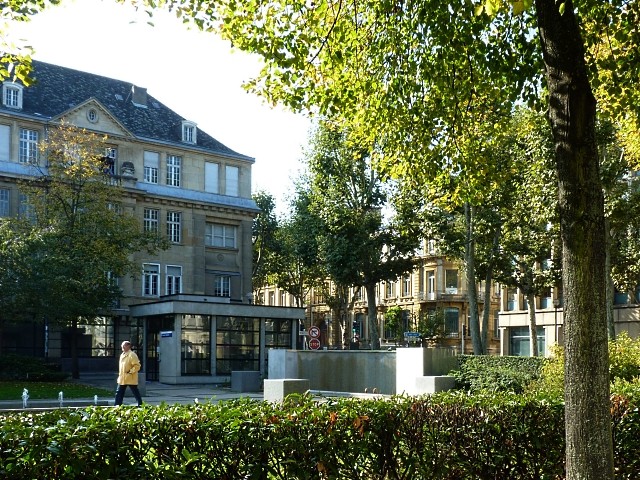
[
  {"left": 1, "top": 390, "right": 639, "bottom": 479},
  {"left": 609, "top": 332, "right": 640, "bottom": 381},
  {"left": 612, "top": 376, "right": 640, "bottom": 398},
  {"left": 449, "top": 354, "right": 546, "bottom": 393},
  {"left": 526, "top": 344, "right": 564, "bottom": 399},
  {"left": 529, "top": 332, "right": 640, "bottom": 399},
  {"left": 611, "top": 381, "right": 640, "bottom": 479},
  {"left": 0, "top": 354, "right": 68, "bottom": 382},
  {"left": 0, "top": 393, "right": 564, "bottom": 479}
]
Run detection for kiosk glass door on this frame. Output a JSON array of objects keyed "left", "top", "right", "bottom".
[{"left": 146, "top": 315, "right": 175, "bottom": 381}]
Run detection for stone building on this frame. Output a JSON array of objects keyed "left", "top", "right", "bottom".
[
  {"left": 0, "top": 60, "right": 303, "bottom": 383},
  {"left": 260, "top": 239, "right": 502, "bottom": 353},
  {"left": 498, "top": 285, "right": 640, "bottom": 356}
]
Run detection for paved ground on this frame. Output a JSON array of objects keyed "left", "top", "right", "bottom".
[
  {"left": 0, "top": 374, "right": 263, "bottom": 410},
  {"left": 80, "top": 374, "right": 264, "bottom": 406},
  {"left": 0, "top": 374, "right": 387, "bottom": 411}
]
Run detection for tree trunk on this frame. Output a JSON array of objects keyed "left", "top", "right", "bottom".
[
  {"left": 604, "top": 218, "right": 616, "bottom": 339},
  {"left": 481, "top": 226, "right": 500, "bottom": 353},
  {"left": 331, "top": 307, "right": 345, "bottom": 349},
  {"left": 464, "top": 202, "right": 482, "bottom": 354},
  {"left": 366, "top": 283, "right": 380, "bottom": 349},
  {"left": 71, "top": 317, "right": 80, "bottom": 379},
  {"left": 527, "top": 291, "right": 538, "bottom": 357},
  {"left": 536, "top": 1, "right": 613, "bottom": 478},
  {"left": 481, "top": 275, "right": 492, "bottom": 354}
]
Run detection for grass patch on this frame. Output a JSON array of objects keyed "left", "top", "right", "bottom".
[{"left": 0, "top": 382, "right": 113, "bottom": 401}]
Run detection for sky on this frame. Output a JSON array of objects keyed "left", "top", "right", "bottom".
[{"left": 5, "top": 0, "right": 311, "bottom": 213}]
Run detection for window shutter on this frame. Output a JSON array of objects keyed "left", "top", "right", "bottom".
[
  {"left": 205, "top": 162, "right": 219, "bottom": 193},
  {"left": 0, "top": 125, "right": 9, "bottom": 161}
]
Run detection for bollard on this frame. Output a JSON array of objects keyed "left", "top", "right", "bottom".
[
  {"left": 59, "top": 391, "right": 64, "bottom": 408},
  {"left": 22, "top": 388, "right": 29, "bottom": 409},
  {"left": 94, "top": 395, "right": 98, "bottom": 406}
]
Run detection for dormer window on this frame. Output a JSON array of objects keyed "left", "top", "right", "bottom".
[
  {"left": 182, "top": 121, "right": 197, "bottom": 144},
  {"left": 2, "top": 82, "right": 23, "bottom": 109}
]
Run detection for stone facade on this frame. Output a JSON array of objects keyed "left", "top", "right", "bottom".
[
  {"left": 260, "top": 240, "right": 502, "bottom": 354},
  {"left": 0, "top": 61, "right": 303, "bottom": 382}
]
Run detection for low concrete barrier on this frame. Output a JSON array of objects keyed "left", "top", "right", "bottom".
[
  {"left": 269, "top": 347, "right": 458, "bottom": 396},
  {"left": 414, "top": 375, "right": 456, "bottom": 394},
  {"left": 263, "top": 379, "right": 310, "bottom": 402},
  {"left": 231, "top": 370, "right": 262, "bottom": 392},
  {"left": 268, "top": 349, "right": 396, "bottom": 394},
  {"left": 396, "top": 348, "right": 458, "bottom": 395}
]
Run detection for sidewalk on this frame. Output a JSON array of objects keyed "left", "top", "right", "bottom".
[
  {"left": 0, "top": 374, "right": 264, "bottom": 410},
  {"left": 0, "top": 375, "right": 385, "bottom": 411},
  {"left": 80, "top": 374, "right": 264, "bottom": 406}
]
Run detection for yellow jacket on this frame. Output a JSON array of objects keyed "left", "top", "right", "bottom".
[{"left": 117, "top": 350, "right": 141, "bottom": 385}]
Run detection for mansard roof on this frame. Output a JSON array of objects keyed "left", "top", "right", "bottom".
[{"left": 11, "top": 60, "right": 252, "bottom": 161}]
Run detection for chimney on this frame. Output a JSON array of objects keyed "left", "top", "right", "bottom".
[{"left": 131, "top": 85, "right": 148, "bottom": 108}]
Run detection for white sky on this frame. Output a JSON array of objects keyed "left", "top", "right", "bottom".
[{"left": 5, "top": 0, "right": 310, "bottom": 211}]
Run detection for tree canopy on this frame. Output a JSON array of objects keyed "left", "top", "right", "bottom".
[
  {"left": 304, "top": 121, "right": 417, "bottom": 349},
  {"left": 139, "top": 1, "right": 634, "bottom": 477},
  {"left": 251, "top": 191, "right": 280, "bottom": 300},
  {"left": 2, "top": 123, "right": 167, "bottom": 375}
]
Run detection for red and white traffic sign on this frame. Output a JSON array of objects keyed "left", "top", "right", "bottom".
[
  {"left": 308, "top": 325, "right": 321, "bottom": 338},
  {"left": 309, "top": 338, "right": 321, "bottom": 350}
]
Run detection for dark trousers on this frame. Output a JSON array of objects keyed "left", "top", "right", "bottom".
[{"left": 115, "top": 384, "right": 143, "bottom": 406}]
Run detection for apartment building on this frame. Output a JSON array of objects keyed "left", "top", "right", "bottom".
[
  {"left": 262, "top": 240, "right": 501, "bottom": 353},
  {"left": 498, "top": 286, "right": 640, "bottom": 356},
  {"left": 0, "top": 60, "right": 303, "bottom": 383}
]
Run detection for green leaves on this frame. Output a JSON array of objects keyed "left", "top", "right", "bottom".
[
  {"left": 265, "top": 185, "right": 327, "bottom": 307},
  {"left": 7, "top": 123, "right": 168, "bottom": 326},
  {"left": 251, "top": 191, "right": 280, "bottom": 289},
  {"left": 304, "top": 121, "right": 416, "bottom": 290},
  {"left": 474, "top": 0, "right": 534, "bottom": 17},
  {"left": 451, "top": 354, "right": 546, "bottom": 394},
  {"left": 2, "top": 391, "right": 633, "bottom": 478}
]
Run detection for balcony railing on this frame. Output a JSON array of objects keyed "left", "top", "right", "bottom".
[{"left": 417, "top": 291, "right": 437, "bottom": 301}]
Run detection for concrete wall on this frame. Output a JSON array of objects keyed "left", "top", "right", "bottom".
[
  {"left": 268, "top": 349, "right": 301, "bottom": 379},
  {"left": 268, "top": 348, "right": 458, "bottom": 395},
  {"left": 396, "top": 347, "right": 458, "bottom": 395}
]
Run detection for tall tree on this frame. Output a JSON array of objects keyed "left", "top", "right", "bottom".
[
  {"left": 151, "top": 2, "right": 627, "bottom": 474},
  {"left": 0, "top": 219, "right": 49, "bottom": 355},
  {"left": 307, "top": 122, "right": 417, "bottom": 349},
  {"left": 393, "top": 106, "right": 526, "bottom": 355},
  {"left": 251, "top": 191, "right": 280, "bottom": 303},
  {"left": 492, "top": 108, "right": 559, "bottom": 356},
  {"left": 21, "top": 123, "right": 167, "bottom": 377},
  {"left": 271, "top": 186, "right": 327, "bottom": 309}
]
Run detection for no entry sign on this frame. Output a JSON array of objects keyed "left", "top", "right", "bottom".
[{"left": 308, "top": 325, "right": 321, "bottom": 338}]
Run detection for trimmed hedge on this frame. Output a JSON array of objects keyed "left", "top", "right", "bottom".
[
  {"left": 450, "top": 354, "right": 546, "bottom": 393},
  {"left": 1, "top": 390, "right": 639, "bottom": 479},
  {"left": 0, "top": 354, "right": 68, "bottom": 382}
]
